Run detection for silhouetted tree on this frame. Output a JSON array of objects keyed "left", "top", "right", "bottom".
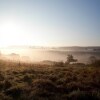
[{"left": 65, "top": 54, "right": 77, "bottom": 64}]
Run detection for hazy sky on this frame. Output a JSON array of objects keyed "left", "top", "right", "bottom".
[{"left": 0, "top": 0, "right": 100, "bottom": 47}]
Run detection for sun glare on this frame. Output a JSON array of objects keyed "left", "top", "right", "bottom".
[
  {"left": 0, "top": 18, "right": 50, "bottom": 48},
  {"left": 0, "top": 19, "right": 31, "bottom": 47}
]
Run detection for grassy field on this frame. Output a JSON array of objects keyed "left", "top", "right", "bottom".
[{"left": 0, "top": 60, "right": 100, "bottom": 100}]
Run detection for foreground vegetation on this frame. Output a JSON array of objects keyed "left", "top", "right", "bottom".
[{"left": 0, "top": 59, "right": 100, "bottom": 100}]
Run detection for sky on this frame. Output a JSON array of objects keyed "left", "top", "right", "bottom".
[{"left": 0, "top": 0, "right": 100, "bottom": 47}]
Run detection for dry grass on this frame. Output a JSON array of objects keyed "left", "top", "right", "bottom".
[{"left": 0, "top": 59, "right": 100, "bottom": 100}]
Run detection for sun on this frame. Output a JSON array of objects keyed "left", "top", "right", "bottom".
[
  {"left": 0, "top": 17, "right": 48, "bottom": 48},
  {"left": 0, "top": 19, "right": 31, "bottom": 47}
]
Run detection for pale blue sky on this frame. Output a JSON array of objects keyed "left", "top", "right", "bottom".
[{"left": 0, "top": 0, "right": 100, "bottom": 47}]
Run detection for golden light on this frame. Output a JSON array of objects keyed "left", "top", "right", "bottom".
[
  {"left": 0, "top": 17, "right": 51, "bottom": 48},
  {"left": 0, "top": 18, "right": 32, "bottom": 47}
]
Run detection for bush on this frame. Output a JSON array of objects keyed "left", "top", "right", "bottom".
[
  {"left": 68, "top": 90, "right": 100, "bottom": 100},
  {"left": 5, "top": 85, "right": 25, "bottom": 99},
  {"left": 23, "top": 74, "right": 33, "bottom": 84},
  {"left": 30, "top": 79, "right": 57, "bottom": 99},
  {"left": 32, "top": 79, "right": 57, "bottom": 92},
  {"left": 4, "top": 80, "right": 12, "bottom": 90},
  {"left": 54, "top": 61, "right": 64, "bottom": 67},
  {"left": 0, "top": 73, "right": 4, "bottom": 81},
  {"left": 0, "top": 93, "right": 13, "bottom": 100},
  {"left": 90, "top": 60, "right": 100, "bottom": 67}
]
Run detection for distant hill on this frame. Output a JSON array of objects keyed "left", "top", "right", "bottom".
[
  {"left": 56, "top": 46, "right": 100, "bottom": 51},
  {"left": 3, "top": 46, "right": 100, "bottom": 52}
]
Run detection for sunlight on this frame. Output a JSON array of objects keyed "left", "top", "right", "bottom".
[
  {"left": 0, "top": 19, "right": 31, "bottom": 47},
  {"left": 0, "top": 18, "right": 50, "bottom": 47}
]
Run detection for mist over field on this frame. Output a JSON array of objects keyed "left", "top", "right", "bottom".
[
  {"left": 0, "top": 47, "right": 100, "bottom": 100},
  {"left": 0, "top": 0, "right": 100, "bottom": 99},
  {"left": 0, "top": 46, "right": 100, "bottom": 63}
]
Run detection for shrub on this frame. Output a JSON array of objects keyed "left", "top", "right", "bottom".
[
  {"left": 68, "top": 90, "right": 100, "bottom": 100},
  {"left": 30, "top": 79, "right": 57, "bottom": 99},
  {"left": 23, "top": 74, "right": 33, "bottom": 84},
  {"left": 91, "top": 60, "right": 100, "bottom": 67},
  {"left": 4, "top": 80, "right": 12, "bottom": 90},
  {"left": 0, "top": 93, "right": 13, "bottom": 100},
  {"left": 0, "top": 73, "right": 4, "bottom": 81},
  {"left": 32, "top": 79, "right": 57, "bottom": 92},
  {"left": 5, "top": 85, "right": 24, "bottom": 99},
  {"left": 54, "top": 61, "right": 64, "bottom": 67}
]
